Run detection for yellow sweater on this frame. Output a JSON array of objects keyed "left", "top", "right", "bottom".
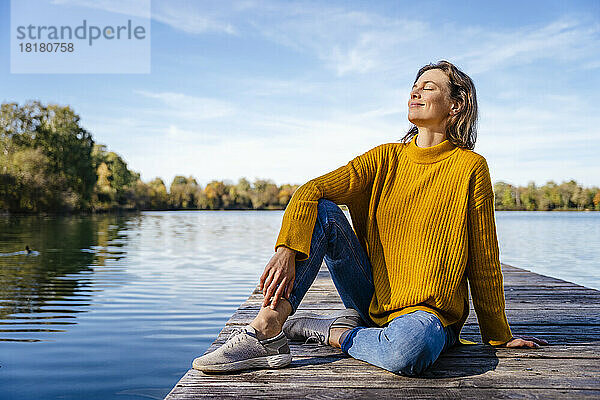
[{"left": 275, "top": 134, "right": 514, "bottom": 346}]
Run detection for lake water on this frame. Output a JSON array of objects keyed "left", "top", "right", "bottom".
[{"left": 0, "top": 210, "right": 598, "bottom": 400}]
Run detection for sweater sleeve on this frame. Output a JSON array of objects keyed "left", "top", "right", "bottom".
[
  {"left": 274, "top": 144, "right": 382, "bottom": 261},
  {"left": 466, "top": 159, "right": 514, "bottom": 346}
]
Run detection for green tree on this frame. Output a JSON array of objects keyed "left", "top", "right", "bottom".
[
  {"left": 148, "top": 178, "right": 169, "bottom": 209},
  {"left": 558, "top": 180, "right": 579, "bottom": 210},
  {"left": 91, "top": 144, "right": 136, "bottom": 208},
  {"left": 520, "top": 181, "right": 537, "bottom": 211},
  {"left": 1, "top": 101, "right": 95, "bottom": 211},
  {"left": 229, "top": 178, "right": 252, "bottom": 209},
  {"left": 572, "top": 186, "right": 588, "bottom": 210},
  {"left": 250, "top": 179, "right": 280, "bottom": 209},
  {"left": 3, "top": 147, "right": 76, "bottom": 212},
  {"left": 93, "top": 162, "right": 117, "bottom": 208},
  {"left": 501, "top": 187, "right": 515, "bottom": 209},
  {"left": 537, "top": 181, "right": 561, "bottom": 211},
  {"left": 169, "top": 176, "right": 199, "bottom": 209},
  {"left": 493, "top": 182, "right": 512, "bottom": 209}
]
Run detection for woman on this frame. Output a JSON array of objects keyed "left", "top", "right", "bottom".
[{"left": 192, "top": 60, "right": 548, "bottom": 375}]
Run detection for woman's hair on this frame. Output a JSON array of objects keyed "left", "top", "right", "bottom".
[{"left": 399, "top": 60, "right": 478, "bottom": 150}]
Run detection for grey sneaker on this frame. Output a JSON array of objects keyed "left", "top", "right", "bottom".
[
  {"left": 283, "top": 308, "right": 364, "bottom": 346},
  {"left": 192, "top": 325, "right": 291, "bottom": 373}
]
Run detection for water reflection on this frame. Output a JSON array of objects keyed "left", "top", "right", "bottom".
[
  {"left": 0, "top": 248, "right": 40, "bottom": 256},
  {"left": 0, "top": 214, "right": 130, "bottom": 342},
  {"left": 0, "top": 211, "right": 282, "bottom": 400},
  {"left": 1, "top": 210, "right": 598, "bottom": 400}
]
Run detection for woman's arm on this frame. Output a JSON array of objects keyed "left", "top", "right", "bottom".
[
  {"left": 259, "top": 144, "right": 383, "bottom": 309},
  {"left": 466, "top": 158, "right": 513, "bottom": 346},
  {"left": 466, "top": 194, "right": 514, "bottom": 346},
  {"left": 466, "top": 159, "right": 549, "bottom": 348},
  {"left": 274, "top": 144, "right": 384, "bottom": 261}
]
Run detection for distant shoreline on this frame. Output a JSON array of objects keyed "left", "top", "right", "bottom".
[{"left": 1, "top": 207, "right": 598, "bottom": 217}]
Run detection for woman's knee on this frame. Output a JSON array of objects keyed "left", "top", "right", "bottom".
[
  {"left": 376, "top": 315, "right": 445, "bottom": 375},
  {"left": 377, "top": 343, "right": 437, "bottom": 376},
  {"left": 316, "top": 198, "right": 345, "bottom": 227},
  {"left": 316, "top": 198, "right": 338, "bottom": 215}
]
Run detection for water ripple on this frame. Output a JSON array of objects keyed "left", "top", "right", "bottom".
[{"left": 2, "top": 210, "right": 595, "bottom": 399}]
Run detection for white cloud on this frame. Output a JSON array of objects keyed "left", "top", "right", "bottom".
[
  {"left": 458, "top": 18, "right": 600, "bottom": 74},
  {"left": 151, "top": 1, "right": 237, "bottom": 35},
  {"left": 51, "top": 0, "right": 151, "bottom": 18},
  {"left": 51, "top": 0, "right": 236, "bottom": 34},
  {"left": 233, "top": 77, "right": 322, "bottom": 97},
  {"left": 207, "top": 2, "right": 599, "bottom": 79},
  {"left": 134, "top": 90, "right": 236, "bottom": 121},
  {"left": 61, "top": 1, "right": 598, "bottom": 78},
  {"left": 246, "top": 5, "right": 429, "bottom": 77}
]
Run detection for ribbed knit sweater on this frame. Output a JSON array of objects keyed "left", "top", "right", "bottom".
[{"left": 275, "top": 134, "right": 514, "bottom": 346}]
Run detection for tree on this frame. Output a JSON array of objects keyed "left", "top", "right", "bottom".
[
  {"left": 572, "top": 187, "right": 588, "bottom": 210},
  {"left": 277, "top": 184, "right": 298, "bottom": 207},
  {"left": 537, "top": 181, "right": 561, "bottom": 211},
  {"left": 93, "top": 162, "right": 117, "bottom": 208},
  {"left": 2, "top": 147, "right": 76, "bottom": 212},
  {"left": 148, "top": 178, "right": 169, "bottom": 209},
  {"left": 251, "top": 179, "right": 279, "bottom": 209},
  {"left": 501, "top": 186, "right": 515, "bottom": 209},
  {"left": 593, "top": 190, "right": 600, "bottom": 211},
  {"left": 493, "top": 182, "right": 513, "bottom": 210},
  {"left": 1, "top": 101, "right": 95, "bottom": 211},
  {"left": 558, "top": 180, "right": 579, "bottom": 210},
  {"left": 203, "top": 180, "right": 226, "bottom": 210},
  {"left": 520, "top": 181, "right": 537, "bottom": 211},
  {"left": 169, "top": 176, "right": 199, "bottom": 209},
  {"left": 229, "top": 178, "right": 252, "bottom": 209},
  {"left": 91, "top": 144, "right": 137, "bottom": 208}
]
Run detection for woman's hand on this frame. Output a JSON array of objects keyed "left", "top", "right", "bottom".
[
  {"left": 258, "top": 246, "right": 296, "bottom": 310},
  {"left": 502, "top": 335, "right": 549, "bottom": 348}
]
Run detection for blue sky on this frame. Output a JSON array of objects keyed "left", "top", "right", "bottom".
[{"left": 1, "top": 0, "right": 599, "bottom": 188}]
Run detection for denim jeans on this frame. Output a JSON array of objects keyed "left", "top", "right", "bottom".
[{"left": 285, "top": 198, "right": 458, "bottom": 376}]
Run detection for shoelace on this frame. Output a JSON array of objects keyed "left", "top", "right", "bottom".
[
  {"left": 227, "top": 327, "right": 246, "bottom": 340},
  {"left": 300, "top": 314, "right": 362, "bottom": 345},
  {"left": 303, "top": 330, "right": 325, "bottom": 345},
  {"left": 223, "top": 327, "right": 249, "bottom": 348}
]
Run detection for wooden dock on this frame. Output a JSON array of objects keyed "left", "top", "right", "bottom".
[{"left": 166, "top": 263, "right": 600, "bottom": 399}]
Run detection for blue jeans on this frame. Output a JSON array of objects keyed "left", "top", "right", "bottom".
[{"left": 285, "top": 198, "right": 458, "bottom": 376}]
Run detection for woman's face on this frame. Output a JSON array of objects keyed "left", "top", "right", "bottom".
[{"left": 407, "top": 69, "right": 457, "bottom": 131}]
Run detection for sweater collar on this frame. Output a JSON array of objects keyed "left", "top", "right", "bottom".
[{"left": 404, "top": 134, "right": 458, "bottom": 164}]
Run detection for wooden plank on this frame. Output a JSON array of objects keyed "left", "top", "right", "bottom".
[
  {"left": 202, "top": 339, "right": 600, "bottom": 359},
  {"left": 165, "top": 262, "right": 600, "bottom": 399},
  {"left": 171, "top": 356, "right": 599, "bottom": 389},
  {"left": 210, "top": 323, "right": 600, "bottom": 344},
  {"left": 167, "top": 388, "right": 599, "bottom": 400}
]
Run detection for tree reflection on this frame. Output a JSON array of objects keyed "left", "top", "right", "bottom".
[{"left": 0, "top": 214, "right": 132, "bottom": 341}]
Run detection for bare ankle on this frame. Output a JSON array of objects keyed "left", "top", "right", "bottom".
[
  {"left": 250, "top": 298, "right": 292, "bottom": 340},
  {"left": 249, "top": 321, "right": 279, "bottom": 340},
  {"left": 328, "top": 327, "right": 350, "bottom": 348}
]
